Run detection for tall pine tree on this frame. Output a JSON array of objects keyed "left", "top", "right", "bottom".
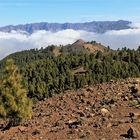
[{"left": 0, "top": 59, "right": 32, "bottom": 127}]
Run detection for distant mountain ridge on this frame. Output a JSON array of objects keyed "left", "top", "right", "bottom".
[{"left": 0, "top": 20, "right": 131, "bottom": 34}]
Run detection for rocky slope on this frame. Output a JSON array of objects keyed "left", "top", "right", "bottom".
[{"left": 0, "top": 78, "right": 140, "bottom": 140}]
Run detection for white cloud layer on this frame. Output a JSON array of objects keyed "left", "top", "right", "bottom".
[{"left": 0, "top": 25, "right": 140, "bottom": 60}]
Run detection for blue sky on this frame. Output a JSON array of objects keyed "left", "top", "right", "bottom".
[{"left": 0, "top": 0, "right": 140, "bottom": 26}]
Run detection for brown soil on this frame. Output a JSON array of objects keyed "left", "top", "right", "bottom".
[
  {"left": 0, "top": 78, "right": 140, "bottom": 140},
  {"left": 52, "top": 48, "right": 61, "bottom": 57},
  {"left": 83, "top": 43, "right": 105, "bottom": 53},
  {"left": 72, "top": 39, "right": 106, "bottom": 53}
]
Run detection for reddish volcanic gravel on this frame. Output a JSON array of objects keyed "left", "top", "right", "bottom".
[{"left": 0, "top": 78, "right": 140, "bottom": 140}]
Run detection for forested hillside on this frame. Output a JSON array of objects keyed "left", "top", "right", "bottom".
[{"left": 0, "top": 41, "right": 140, "bottom": 101}]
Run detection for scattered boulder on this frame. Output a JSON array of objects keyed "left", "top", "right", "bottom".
[
  {"left": 127, "top": 128, "right": 135, "bottom": 138},
  {"left": 101, "top": 108, "right": 109, "bottom": 116},
  {"left": 120, "top": 127, "right": 138, "bottom": 139},
  {"left": 66, "top": 119, "right": 82, "bottom": 129},
  {"left": 32, "top": 129, "right": 40, "bottom": 136},
  {"left": 18, "top": 126, "right": 27, "bottom": 132}
]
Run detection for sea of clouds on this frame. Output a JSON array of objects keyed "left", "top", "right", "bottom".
[{"left": 0, "top": 22, "right": 140, "bottom": 60}]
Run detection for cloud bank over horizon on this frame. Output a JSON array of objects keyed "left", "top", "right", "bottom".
[{"left": 0, "top": 24, "right": 140, "bottom": 59}]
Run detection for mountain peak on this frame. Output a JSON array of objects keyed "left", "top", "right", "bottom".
[{"left": 73, "top": 39, "right": 85, "bottom": 45}]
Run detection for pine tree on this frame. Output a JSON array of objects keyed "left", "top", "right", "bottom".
[{"left": 0, "top": 59, "right": 32, "bottom": 127}]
